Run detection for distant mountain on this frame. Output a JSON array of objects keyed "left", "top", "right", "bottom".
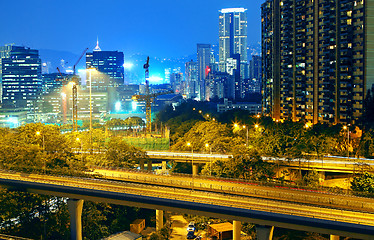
[{"left": 39, "top": 49, "right": 81, "bottom": 74}]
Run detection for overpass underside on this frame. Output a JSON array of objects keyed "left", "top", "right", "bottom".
[{"left": 0, "top": 172, "right": 373, "bottom": 239}]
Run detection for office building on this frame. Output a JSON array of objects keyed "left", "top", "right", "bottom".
[
  {"left": 249, "top": 55, "right": 262, "bottom": 94},
  {"left": 86, "top": 41, "right": 124, "bottom": 90},
  {"left": 219, "top": 8, "right": 248, "bottom": 78},
  {"left": 0, "top": 45, "right": 42, "bottom": 111},
  {"left": 185, "top": 60, "right": 198, "bottom": 99},
  {"left": 261, "top": 0, "right": 373, "bottom": 124},
  {"left": 170, "top": 72, "right": 183, "bottom": 94},
  {"left": 197, "top": 44, "right": 211, "bottom": 101}
]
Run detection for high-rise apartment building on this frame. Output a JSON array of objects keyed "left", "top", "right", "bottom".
[
  {"left": 219, "top": 8, "right": 248, "bottom": 77},
  {"left": 197, "top": 44, "right": 211, "bottom": 101},
  {"left": 0, "top": 45, "right": 42, "bottom": 111},
  {"left": 248, "top": 55, "right": 262, "bottom": 94},
  {"left": 86, "top": 41, "right": 124, "bottom": 90},
  {"left": 170, "top": 72, "right": 183, "bottom": 94},
  {"left": 262, "top": 0, "right": 374, "bottom": 124},
  {"left": 185, "top": 60, "right": 198, "bottom": 99}
]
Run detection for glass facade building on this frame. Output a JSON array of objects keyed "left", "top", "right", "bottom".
[
  {"left": 86, "top": 48, "right": 124, "bottom": 91},
  {"left": 0, "top": 45, "right": 42, "bottom": 111},
  {"left": 219, "top": 8, "right": 248, "bottom": 78},
  {"left": 197, "top": 44, "right": 211, "bottom": 101}
]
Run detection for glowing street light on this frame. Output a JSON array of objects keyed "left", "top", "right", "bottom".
[
  {"left": 36, "top": 131, "right": 45, "bottom": 174},
  {"left": 87, "top": 68, "right": 97, "bottom": 153},
  {"left": 187, "top": 142, "right": 194, "bottom": 189},
  {"left": 343, "top": 125, "right": 350, "bottom": 157}
]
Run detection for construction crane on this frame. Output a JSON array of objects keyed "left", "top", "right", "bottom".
[
  {"left": 56, "top": 48, "right": 88, "bottom": 131},
  {"left": 132, "top": 57, "right": 172, "bottom": 133}
]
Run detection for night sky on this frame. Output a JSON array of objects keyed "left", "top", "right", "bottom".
[{"left": 0, "top": 0, "right": 263, "bottom": 59}]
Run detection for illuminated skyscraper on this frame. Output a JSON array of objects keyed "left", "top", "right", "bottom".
[
  {"left": 197, "top": 44, "right": 211, "bottom": 101},
  {"left": 185, "top": 60, "right": 198, "bottom": 99},
  {"left": 219, "top": 8, "right": 248, "bottom": 75},
  {"left": 0, "top": 45, "right": 42, "bottom": 111},
  {"left": 262, "top": 0, "right": 373, "bottom": 124},
  {"left": 86, "top": 41, "right": 124, "bottom": 90}
]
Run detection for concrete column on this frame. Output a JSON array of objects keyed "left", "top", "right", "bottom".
[
  {"left": 192, "top": 163, "right": 198, "bottom": 176},
  {"left": 139, "top": 160, "right": 145, "bottom": 170},
  {"left": 319, "top": 171, "right": 326, "bottom": 183},
  {"left": 162, "top": 161, "right": 167, "bottom": 171},
  {"left": 67, "top": 199, "right": 84, "bottom": 240},
  {"left": 233, "top": 220, "right": 241, "bottom": 240},
  {"left": 256, "top": 225, "right": 274, "bottom": 240},
  {"left": 156, "top": 209, "right": 163, "bottom": 231},
  {"left": 330, "top": 235, "right": 339, "bottom": 240},
  {"left": 147, "top": 160, "right": 152, "bottom": 171}
]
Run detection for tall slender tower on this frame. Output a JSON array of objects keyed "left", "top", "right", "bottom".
[
  {"left": 219, "top": 8, "right": 248, "bottom": 74},
  {"left": 197, "top": 44, "right": 211, "bottom": 101}
]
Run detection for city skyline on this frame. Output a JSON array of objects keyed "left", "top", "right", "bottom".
[{"left": 0, "top": 0, "right": 262, "bottom": 58}]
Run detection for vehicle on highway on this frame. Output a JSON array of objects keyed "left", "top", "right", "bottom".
[
  {"left": 187, "top": 231, "right": 195, "bottom": 239},
  {"left": 187, "top": 221, "right": 195, "bottom": 232}
]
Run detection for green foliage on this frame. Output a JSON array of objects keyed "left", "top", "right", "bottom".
[
  {"left": 351, "top": 172, "right": 374, "bottom": 195},
  {"left": 105, "top": 137, "right": 148, "bottom": 168},
  {"left": 171, "top": 121, "right": 233, "bottom": 153},
  {"left": 358, "top": 130, "right": 374, "bottom": 158},
  {"left": 302, "top": 170, "right": 320, "bottom": 188}
]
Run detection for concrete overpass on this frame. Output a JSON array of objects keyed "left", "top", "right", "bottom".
[
  {"left": 146, "top": 151, "right": 374, "bottom": 174},
  {"left": 0, "top": 170, "right": 374, "bottom": 240}
]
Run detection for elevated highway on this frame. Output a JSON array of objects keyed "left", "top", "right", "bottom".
[
  {"left": 147, "top": 151, "right": 374, "bottom": 173},
  {"left": 0, "top": 169, "right": 374, "bottom": 239}
]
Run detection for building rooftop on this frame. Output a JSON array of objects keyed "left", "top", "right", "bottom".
[{"left": 209, "top": 222, "right": 233, "bottom": 232}]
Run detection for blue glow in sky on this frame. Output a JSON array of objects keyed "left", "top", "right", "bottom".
[{"left": 0, "top": 0, "right": 263, "bottom": 58}]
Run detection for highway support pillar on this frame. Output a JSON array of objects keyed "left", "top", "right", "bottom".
[
  {"left": 67, "top": 199, "right": 84, "bottom": 240},
  {"left": 192, "top": 163, "right": 198, "bottom": 176},
  {"left": 140, "top": 160, "right": 145, "bottom": 170},
  {"left": 233, "top": 220, "right": 241, "bottom": 240},
  {"left": 330, "top": 235, "right": 339, "bottom": 240},
  {"left": 318, "top": 171, "right": 325, "bottom": 183},
  {"left": 147, "top": 160, "right": 152, "bottom": 171},
  {"left": 162, "top": 161, "right": 167, "bottom": 171},
  {"left": 256, "top": 225, "right": 274, "bottom": 240},
  {"left": 156, "top": 209, "right": 163, "bottom": 231}
]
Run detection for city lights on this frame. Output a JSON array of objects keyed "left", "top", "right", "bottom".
[{"left": 123, "top": 62, "right": 133, "bottom": 69}]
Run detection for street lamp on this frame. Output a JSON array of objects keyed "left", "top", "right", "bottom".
[
  {"left": 87, "top": 68, "right": 96, "bottom": 154},
  {"left": 205, "top": 143, "right": 212, "bottom": 176},
  {"left": 242, "top": 125, "right": 248, "bottom": 147},
  {"left": 187, "top": 142, "right": 194, "bottom": 189},
  {"left": 343, "top": 125, "right": 350, "bottom": 157},
  {"left": 36, "top": 131, "right": 45, "bottom": 174},
  {"left": 76, "top": 137, "right": 83, "bottom": 161}
]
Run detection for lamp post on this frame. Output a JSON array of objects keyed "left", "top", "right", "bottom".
[
  {"left": 87, "top": 68, "right": 96, "bottom": 154},
  {"left": 205, "top": 143, "right": 212, "bottom": 176},
  {"left": 76, "top": 137, "right": 83, "bottom": 161},
  {"left": 36, "top": 131, "right": 45, "bottom": 175},
  {"left": 187, "top": 142, "right": 194, "bottom": 189},
  {"left": 343, "top": 125, "right": 350, "bottom": 157},
  {"left": 243, "top": 125, "right": 248, "bottom": 147}
]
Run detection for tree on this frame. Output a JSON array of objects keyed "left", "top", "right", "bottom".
[
  {"left": 171, "top": 121, "right": 233, "bottom": 154},
  {"left": 105, "top": 137, "right": 148, "bottom": 168},
  {"left": 351, "top": 172, "right": 374, "bottom": 196}
]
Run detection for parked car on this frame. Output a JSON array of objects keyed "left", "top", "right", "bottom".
[
  {"left": 187, "top": 221, "right": 195, "bottom": 232},
  {"left": 187, "top": 231, "right": 195, "bottom": 239}
]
